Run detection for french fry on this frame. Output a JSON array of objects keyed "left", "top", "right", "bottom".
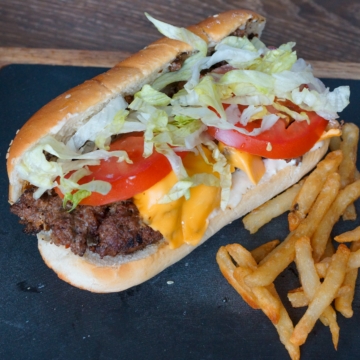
[
  {"left": 288, "top": 150, "right": 342, "bottom": 231},
  {"left": 268, "top": 286, "right": 300, "bottom": 360},
  {"left": 315, "top": 250, "right": 360, "bottom": 276},
  {"left": 339, "top": 123, "right": 359, "bottom": 188},
  {"left": 245, "top": 173, "right": 340, "bottom": 288},
  {"left": 225, "top": 244, "right": 282, "bottom": 324},
  {"left": 233, "top": 267, "right": 280, "bottom": 324},
  {"left": 294, "top": 237, "right": 319, "bottom": 299},
  {"left": 329, "top": 135, "right": 342, "bottom": 151},
  {"left": 243, "top": 181, "right": 303, "bottom": 234},
  {"left": 217, "top": 245, "right": 299, "bottom": 359},
  {"left": 225, "top": 244, "right": 257, "bottom": 270},
  {"left": 335, "top": 268, "right": 357, "bottom": 318},
  {"left": 320, "top": 238, "right": 335, "bottom": 260},
  {"left": 290, "top": 245, "right": 350, "bottom": 346},
  {"left": 356, "top": 169, "right": 360, "bottom": 181},
  {"left": 315, "top": 258, "right": 331, "bottom": 279},
  {"left": 335, "top": 226, "right": 360, "bottom": 242},
  {"left": 346, "top": 247, "right": 360, "bottom": 270},
  {"left": 312, "top": 179, "right": 360, "bottom": 262},
  {"left": 342, "top": 203, "right": 357, "bottom": 221},
  {"left": 294, "top": 236, "right": 339, "bottom": 349},
  {"left": 288, "top": 288, "right": 309, "bottom": 308},
  {"left": 250, "top": 240, "right": 280, "bottom": 263},
  {"left": 335, "top": 240, "right": 360, "bottom": 318},
  {"left": 288, "top": 285, "right": 352, "bottom": 308},
  {"left": 339, "top": 123, "right": 359, "bottom": 221},
  {"left": 216, "top": 247, "right": 259, "bottom": 309}
]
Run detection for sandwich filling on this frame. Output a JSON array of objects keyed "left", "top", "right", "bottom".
[{"left": 10, "top": 14, "right": 349, "bottom": 258}]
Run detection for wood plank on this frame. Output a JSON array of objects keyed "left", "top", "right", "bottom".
[
  {"left": 1, "top": 1, "right": 360, "bottom": 64},
  {"left": 0, "top": 47, "right": 360, "bottom": 80},
  {"left": 0, "top": 47, "right": 131, "bottom": 68},
  {"left": 309, "top": 61, "right": 360, "bottom": 80}
]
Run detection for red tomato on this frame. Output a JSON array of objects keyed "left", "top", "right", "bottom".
[
  {"left": 57, "top": 133, "right": 182, "bottom": 205},
  {"left": 208, "top": 104, "right": 328, "bottom": 159}
]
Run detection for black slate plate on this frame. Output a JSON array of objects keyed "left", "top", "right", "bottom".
[{"left": 1, "top": 64, "right": 360, "bottom": 360}]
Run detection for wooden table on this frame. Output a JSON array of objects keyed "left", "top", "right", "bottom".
[{"left": 1, "top": 0, "right": 360, "bottom": 79}]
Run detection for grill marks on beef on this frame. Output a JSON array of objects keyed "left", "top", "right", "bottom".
[{"left": 11, "top": 187, "right": 163, "bottom": 258}]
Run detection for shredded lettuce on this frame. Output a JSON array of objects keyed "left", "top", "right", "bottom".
[
  {"left": 63, "top": 190, "right": 92, "bottom": 212},
  {"left": 95, "top": 109, "right": 129, "bottom": 150},
  {"left": 249, "top": 42, "right": 297, "bottom": 74},
  {"left": 290, "top": 85, "right": 350, "bottom": 119},
  {"left": 67, "top": 96, "right": 128, "bottom": 151},
  {"left": 194, "top": 76, "right": 226, "bottom": 119},
  {"left": 135, "top": 84, "right": 171, "bottom": 106},
  {"left": 155, "top": 143, "right": 188, "bottom": 180},
  {"left": 146, "top": 13, "right": 208, "bottom": 92},
  {"left": 145, "top": 13, "right": 207, "bottom": 54}
]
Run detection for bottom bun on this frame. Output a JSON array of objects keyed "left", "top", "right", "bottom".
[{"left": 38, "top": 140, "right": 329, "bottom": 292}]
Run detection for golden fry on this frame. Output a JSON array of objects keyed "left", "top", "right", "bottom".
[
  {"left": 339, "top": 123, "right": 359, "bottom": 221},
  {"left": 315, "top": 257, "right": 331, "bottom": 278},
  {"left": 217, "top": 245, "right": 299, "bottom": 359},
  {"left": 312, "top": 179, "right": 360, "bottom": 262},
  {"left": 250, "top": 240, "right": 280, "bottom": 264},
  {"left": 321, "top": 238, "right": 335, "bottom": 260},
  {"left": 288, "top": 150, "right": 342, "bottom": 231},
  {"left": 335, "top": 226, "right": 360, "bottom": 243},
  {"left": 339, "top": 123, "right": 359, "bottom": 188},
  {"left": 243, "top": 181, "right": 303, "bottom": 234},
  {"left": 233, "top": 267, "right": 280, "bottom": 324},
  {"left": 338, "top": 242, "right": 360, "bottom": 315},
  {"left": 342, "top": 203, "right": 357, "bottom": 221},
  {"left": 294, "top": 237, "right": 319, "bottom": 299},
  {"left": 356, "top": 169, "right": 360, "bottom": 181},
  {"left": 268, "top": 286, "right": 300, "bottom": 360},
  {"left": 335, "top": 266, "right": 358, "bottom": 318},
  {"left": 329, "top": 135, "right": 341, "bottom": 151},
  {"left": 294, "top": 236, "right": 339, "bottom": 349},
  {"left": 225, "top": 244, "right": 257, "bottom": 270},
  {"left": 288, "top": 285, "right": 352, "bottom": 308},
  {"left": 251, "top": 284, "right": 281, "bottom": 324},
  {"left": 216, "top": 247, "right": 259, "bottom": 309},
  {"left": 290, "top": 245, "right": 350, "bottom": 346}
]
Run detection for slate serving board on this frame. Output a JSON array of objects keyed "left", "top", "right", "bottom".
[{"left": 1, "top": 64, "right": 360, "bottom": 360}]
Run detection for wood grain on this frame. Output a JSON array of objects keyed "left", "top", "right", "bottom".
[{"left": 0, "top": 0, "right": 360, "bottom": 62}]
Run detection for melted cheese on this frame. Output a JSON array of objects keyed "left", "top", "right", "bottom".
[
  {"left": 133, "top": 149, "right": 220, "bottom": 248},
  {"left": 218, "top": 142, "right": 265, "bottom": 185}
]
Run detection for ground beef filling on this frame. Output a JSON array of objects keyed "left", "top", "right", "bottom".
[{"left": 10, "top": 187, "right": 163, "bottom": 258}]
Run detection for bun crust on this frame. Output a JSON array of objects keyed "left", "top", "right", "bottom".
[
  {"left": 7, "top": 9, "right": 265, "bottom": 204},
  {"left": 9, "top": 10, "right": 322, "bottom": 293},
  {"left": 38, "top": 141, "right": 329, "bottom": 292}
]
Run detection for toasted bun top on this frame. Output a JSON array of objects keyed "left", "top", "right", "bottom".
[{"left": 7, "top": 10, "right": 266, "bottom": 204}]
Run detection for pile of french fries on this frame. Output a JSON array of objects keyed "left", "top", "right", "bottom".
[{"left": 217, "top": 123, "right": 360, "bottom": 359}]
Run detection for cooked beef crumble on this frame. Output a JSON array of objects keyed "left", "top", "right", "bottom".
[{"left": 10, "top": 187, "right": 163, "bottom": 258}]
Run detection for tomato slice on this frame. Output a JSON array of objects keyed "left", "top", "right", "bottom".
[
  {"left": 57, "top": 133, "right": 183, "bottom": 206},
  {"left": 208, "top": 105, "right": 328, "bottom": 159}
]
